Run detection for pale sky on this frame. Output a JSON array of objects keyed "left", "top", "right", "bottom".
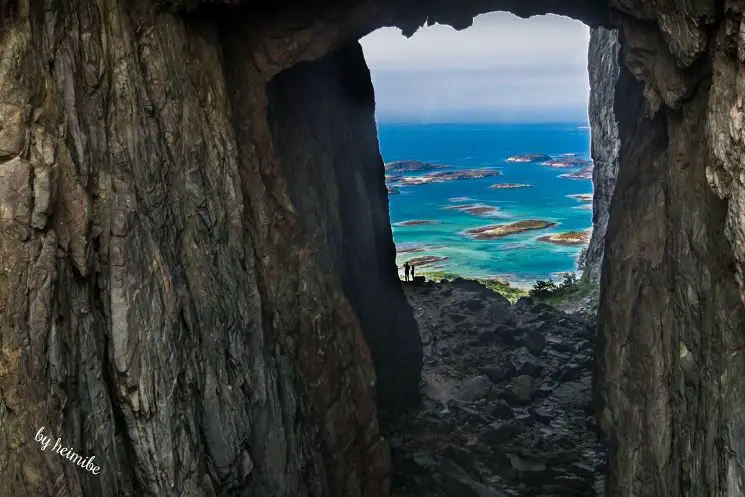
[{"left": 360, "top": 12, "right": 591, "bottom": 123}]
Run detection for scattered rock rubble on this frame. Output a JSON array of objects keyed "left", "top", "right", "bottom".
[{"left": 382, "top": 278, "right": 607, "bottom": 497}]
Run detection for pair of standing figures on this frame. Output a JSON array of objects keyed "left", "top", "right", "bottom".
[{"left": 403, "top": 262, "right": 416, "bottom": 281}]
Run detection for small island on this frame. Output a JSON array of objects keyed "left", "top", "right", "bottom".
[
  {"left": 406, "top": 255, "right": 448, "bottom": 267},
  {"left": 386, "top": 174, "right": 402, "bottom": 194},
  {"left": 490, "top": 183, "right": 533, "bottom": 190},
  {"left": 506, "top": 154, "right": 552, "bottom": 163},
  {"left": 385, "top": 160, "right": 449, "bottom": 173},
  {"left": 567, "top": 193, "right": 593, "bottom": 202},
  {"left": 560, "top": 166, "right": 593, "bottom": 180},
  {"left": 538, "top": 230, "right": 591, "bottom": 246},
  {"left": 445, "top": 203, "right": 504, "bottom": 218},
  {"left": 398, "top": 169, "right": 502, "bottom": 186},
  {"left": 397, "top": 245, "right": 425, "bottom": 254},
  {"left": 396, "top": 243, "right": 443, "bottom": 255},
  {"left": 541, "top": 157, "right": 593, "bottom": 168},
  {"left": 462, "top": 220, "right": 557, "bottom": 240},
  {"left": 393, "top": 219, "right": 441, "bottom": 227}
]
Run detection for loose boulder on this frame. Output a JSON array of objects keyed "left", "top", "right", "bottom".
[
  {"left": 459, "top": 375, "right": 493, "bottom": 402},
  {"left": 511, "top": 347, "right": 544, "bottom": 377},
  {"left": 501, "top": 375, "right": 540, "bottom": 405}
]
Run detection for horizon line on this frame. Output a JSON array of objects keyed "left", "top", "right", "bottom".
[{"left": 375, "top": 119, "right": 591, "bottom": 125}]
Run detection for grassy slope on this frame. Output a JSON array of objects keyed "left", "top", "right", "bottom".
[
  {"left": 535, "top": 279, "right": 596, "bottom": 309},
  {"left": 418, "top": 270, "right": 598, "bottom": 313},
  {"left": 418, "top": 270, "right": 528, "bottom": 303}
]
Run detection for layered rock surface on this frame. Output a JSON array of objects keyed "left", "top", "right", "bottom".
[
  {"left": 583, "top": 27, "right": 620, "bottom": 286},
  {"left": 266, "top": 42, "right": 422, "bottom": 410},
  {"left": 596, "top": 5, "right": 745, "bottom": 496},
  {"left": 0, "top": 4, "right": 394, "bottom": 497}
]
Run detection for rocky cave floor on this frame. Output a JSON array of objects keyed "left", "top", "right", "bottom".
[{"left": 381, "top": 278, "right": 607, "bottom": 497}]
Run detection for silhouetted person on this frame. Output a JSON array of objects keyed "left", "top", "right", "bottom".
[
  {"left": 411, "top": 264, "right": 416, "bottom": 279},
  {"left": 404, "top": 262, "right": 410, "bottom": 281}
]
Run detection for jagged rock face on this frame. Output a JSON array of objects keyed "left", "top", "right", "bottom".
[
  {"left": 584, "top": 27, "right": 620, "bottom": 286},
  {"left": 0, "top": 3, "right": 390, "bottom": 497},
  {"left": 266, "top": 42, "right": 422, "bottom": 408},
  {"left": 3, "top": 0, "right": 745, "bottom": 496},
  {"left": 594, "top": 3, "right": 745, "bottom": 496}
]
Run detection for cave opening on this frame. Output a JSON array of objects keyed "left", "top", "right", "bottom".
[
  {"left": 241, "top": 2, "right": 745, "bottom": 492},
  {"left": 266, "top": 10, "right": 618, "bottom": 496},
  {"left": 3, "top": 1, "right": 744, "bottom": 496},
  {"left": 361, "top": 13, "right": 598, "bottom": 296}
]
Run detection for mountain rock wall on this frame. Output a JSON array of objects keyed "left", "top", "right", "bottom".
[
  {"left": 0, "top": 3, "right": 390, "bottom": 496},
  {"left": 266, "top": 42, "right": 422, "bottom": 409},
  {"left": 584, "top": 27, "right": 620, "bottom": 286},
  {"left": 595, "top": 3, "right": 745, "bottom": 496}
]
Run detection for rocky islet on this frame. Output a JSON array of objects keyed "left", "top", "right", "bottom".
[
  {"left": 444, "top": 203, "right": 507, "bottom": 218},
  {"left": 394, "top": 220, "right": 442, "bottom": 227},
  {"left": 538, "top": 231, "right": 592, "bottom": 246},
  {"left": 504, "top": 154, "right": 592, "bottom": 169},
  {"left": 406, "top": 255, "right": 449, "bottom": 267},
  {"left": 567, "top": 193, "right": 594, "bottom": 202},
  {"left": 540, "top": 158, "right": 594, "bottom": 168},
  {"left": 491, "top": 183, "right": 534, "bottom": 190},
  {"left": 462, "top": 220, "right": 559, "bottom": 240},
  {"left": 559, "top": 167, "right": 594, "bottom": 180},
  {"left": 505, "top": 154, "right": 553, "bottom": 163},
  {"left": 385, "top": 160, "right": 450, "bottom": 173},
  {"left": 395, "top": 169, "right": 503, "bottom": 186}
]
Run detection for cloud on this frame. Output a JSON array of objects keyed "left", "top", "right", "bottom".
[{"left": 360, "top": 12, "right": 590, "bottom": 121}]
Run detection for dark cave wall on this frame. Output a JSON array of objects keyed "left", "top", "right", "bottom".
[
  {"left": 266, "top": 42, "right": 422, "bottom": 409},
  {"left": 594, "top": 5, "right": 745, "bottom": 495},
  {"left": 0, "top": 2, "right": 389, "bottom": 497}
]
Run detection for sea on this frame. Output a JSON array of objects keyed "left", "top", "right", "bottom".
[{"left": 379, "top": 122, "right": 593, "bottom": 288}]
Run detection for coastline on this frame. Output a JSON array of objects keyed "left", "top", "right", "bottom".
[
  {"left": 394, "top": 255, "right": 582, "bottom": 294},
  {"left": 383, "top": 122, "right": 593, "bottom": 288}
]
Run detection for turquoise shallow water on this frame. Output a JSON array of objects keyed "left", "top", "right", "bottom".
[{"left": 380, "top": 122, "right": 593, "bottom": 287}]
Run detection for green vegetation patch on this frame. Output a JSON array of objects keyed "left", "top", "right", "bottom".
[
  {"left": 418, "top": 271, "right": 528, "bottom": 303},
  {"left": 528, "top": 272, "right": 595, "bottom": 309}
]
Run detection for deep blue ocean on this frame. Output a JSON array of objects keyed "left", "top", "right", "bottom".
[{"left": 379, "top": 122, "right": 593, "bottom": 287}]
